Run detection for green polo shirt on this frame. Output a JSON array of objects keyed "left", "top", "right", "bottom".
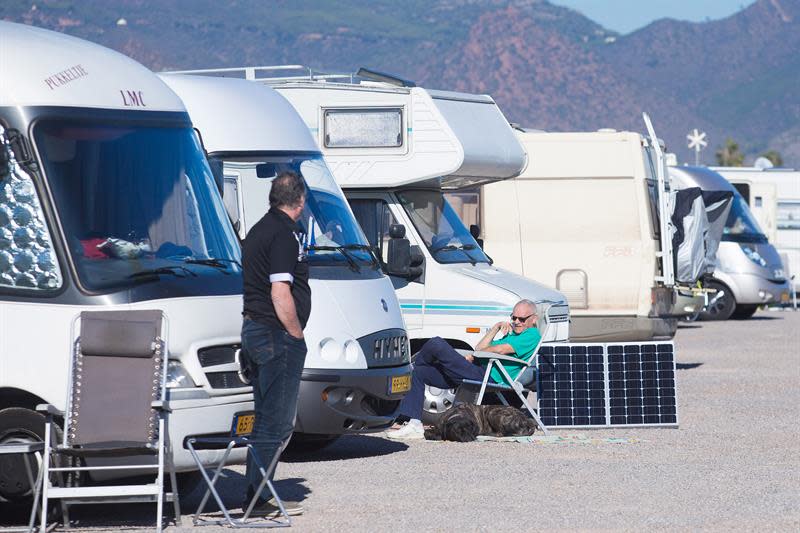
[{"left": 486, "top": 327, "right": 542, "bottom": 384}]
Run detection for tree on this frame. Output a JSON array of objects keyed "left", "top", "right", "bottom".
[
  {"left": 715, "top": 138, "right": 745, "bottom": 167},
  {"left": 761, "top": 150, "right": 783, "bottom": 167}
]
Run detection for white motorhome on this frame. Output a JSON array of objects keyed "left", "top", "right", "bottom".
[
  {"left": 479, "top": 127, "right": 682, "bottom": 342},
  {"left": 714, "top": 166, "right": 800, "bottom": 295},
  {"left": 670, "top": 166, "right": 790, "bottom": 318},
  {"left": 159, "top": 74, "right": 411, "bottom": 445},
  {"left": 0, "top": 22, "right": 249, "bottom": 499}
]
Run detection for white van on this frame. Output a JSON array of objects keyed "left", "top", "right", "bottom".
[
  {"left": 714, "top": 166, "right": 800, "bottom": 296},
  {"left": 159, "top": 74, "right": 411, "bottom": 445},
  {"left": 480, "top": 127, "right": 682, "bottom": 341},
  {"left": 0, "top": 22, "right": 248, "bottom": 499}
]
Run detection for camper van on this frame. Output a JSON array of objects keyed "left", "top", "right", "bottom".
[
  {"left": 714, "top": 166, "right": 800, "bottom": 296},
  {"left": 159, "top": 73, "right": 411, "bottom": 443},
  {"left": 184, "top": 67, "right": 571, "bottom": 419},
  {"left": 479, "top": 127, "right": 681, "bottom": 342},
  {"left": 0, "top": 22, "right": 251, "bottom": 499},
  {"left": 669, "top": 166, "right": 790, "bottom": 319}
]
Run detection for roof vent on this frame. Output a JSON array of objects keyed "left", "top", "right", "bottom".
[{"left": 356, "top": 68, "right": 416, "bottom": 88}]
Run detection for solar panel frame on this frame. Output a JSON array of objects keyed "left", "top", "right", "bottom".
[{"left": 535, "top": 341, "right": 678, "bottom": 429}]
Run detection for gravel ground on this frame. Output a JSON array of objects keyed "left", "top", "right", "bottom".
[{"left": 6, "top": 310, "right": 799, "bottom": 532}]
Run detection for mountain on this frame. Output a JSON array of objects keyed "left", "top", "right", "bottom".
[{"left": 1, "top": 0, "right": 797, "bottom": 165}]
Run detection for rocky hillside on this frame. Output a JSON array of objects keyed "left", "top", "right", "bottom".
[{"left": 1, "top": 0, "right": 797, "bottom": 165}]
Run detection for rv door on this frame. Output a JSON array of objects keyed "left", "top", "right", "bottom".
[
  {"left": 642, "top": 113, "right": 675, "bottom": 287},
  {"left": 750, "top": 182, "right": 778, "bottom": 243}
]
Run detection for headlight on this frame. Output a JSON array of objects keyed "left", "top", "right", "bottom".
[
  {"left": 343, "top": 340, "right": 364, "bottom": 364},
  {"left": 741, "top": 246, "right": 767, "bottom": 267},
  {"left": 166, "top": 360, "right": 197, "bottom": 388},
  {"left": 319, "top": 338, "right": 342, "bottom": 363}
]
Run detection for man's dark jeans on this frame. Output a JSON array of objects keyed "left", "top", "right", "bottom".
[
  {"left": 241, "top": 319, "right": 307, "bottom": 493},
  {"left": 397, "top": 337, "right": 485, "bottom": 421}
]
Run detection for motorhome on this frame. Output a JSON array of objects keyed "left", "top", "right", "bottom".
[
  {"left": 159, "top": 73, "right": 411, "bottom": 445},
  {"left": 479, "top": 126, "right": 682, "bottom": 341},
  {"left": 714, "top": 166, "right": 800, "bottom": 296},
  {"left": 0, "top": 22, "right": 249, "bottom": 500},
  {"left": 669, "top": 166, "right": 790, "bottom": 319},
  {"left": 187, "top": 66, "right": 571, "bottom": 419}
]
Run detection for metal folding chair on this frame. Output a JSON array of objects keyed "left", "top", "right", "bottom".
[
  {"left": 457, "top": 322, "right": 550, "bottom": 435},
  {"left": 0, "top": 442, "right": 44, "bottom": 533},
  {"left": 37, "top": 310, "right": 180, "bottom": 532},
  {"left": 186, "top": 411, "right": 291, "bottom": 528}
]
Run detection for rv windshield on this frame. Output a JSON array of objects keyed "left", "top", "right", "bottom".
[
  {"left": 218, "top": 155, "right": 377, "bottom": 271},
  {"left": 34, "top": 119, "right": 241, "bottom": 291},
  {"left": 723, "top": 191, "right": 767, "bottom": 243},
  {"left": 397, "top": 189, "right": 490, "bottom": 264}
]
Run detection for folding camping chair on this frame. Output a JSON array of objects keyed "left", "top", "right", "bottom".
[
  {"left": 185, "top": 412, "right": 292, "bottom": 528},
  {"left": 457, "top": 321, "right": 550, "bottom": 435},
  {"left": 37, "top": 310, "right": 180, "bottom": 533},
  {"left": 0, "top": 441, "right": 44, "bottom": 533}
]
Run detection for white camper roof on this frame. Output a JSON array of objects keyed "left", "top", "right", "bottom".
[
  {"left": 515, "top": 130, "right": 647, "bottom": 179},
  {"left": 159, "top": 74, "right": 319, "bottom": 154},
  {"left": 0, "top": 21, "right": 183, "bottom": 112}
]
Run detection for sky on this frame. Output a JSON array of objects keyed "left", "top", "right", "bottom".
[{"left": 548, "top": 0, "right": 757, "bottom": 34}]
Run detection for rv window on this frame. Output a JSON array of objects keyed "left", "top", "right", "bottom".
[
  {"left": 324, "top": 108, "right": 403, "bottom": 148},
  {"left": 777, "top": 200, "right": 800, "bottom": 230},
  {"left": 732, "top": 183, "right": 750, "bottom": 204},
  {"left": 0, "top": 128, "right": 62, "bottom": 291},
  {"left": 222, "top": 174, "right": 241, "bottom": 228},
  {"left": 349, "top": 198, "right": 398, "bottom": 265}
]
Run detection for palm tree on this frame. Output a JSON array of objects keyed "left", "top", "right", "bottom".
[
  {"left": 715, "top": 138, "right": 744, "bottom": 166},
  {"left": 761, "top": 150, "right": 783, "bottom": 167}
]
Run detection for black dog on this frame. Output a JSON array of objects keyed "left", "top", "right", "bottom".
[{"left": 424, "top": 404, "right": 538, "bottom": 442}]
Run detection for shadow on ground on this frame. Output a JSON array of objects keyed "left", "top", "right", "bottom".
[
  {"left": 677, "top": 324, "right": 702, "bottom": 329},
  {"left": 282, "top": 434, "right": 408, "bottom": 463},
  {"left": 676, "top": 362, "right": 703, "bottom": 370}
]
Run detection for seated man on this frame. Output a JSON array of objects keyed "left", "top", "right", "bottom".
[{"left": 386, "top": 299, "right": 541, "bottom": 440}]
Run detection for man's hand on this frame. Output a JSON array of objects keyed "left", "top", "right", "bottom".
[
  {"left": 271, "top": 281, "right": 304, "bottom": 339},
  {"left": 494, "top": 321, "right": 512, "bottom": 337},
  {"left": 464, "top": 353, "right": 475, "bottom": 364}
]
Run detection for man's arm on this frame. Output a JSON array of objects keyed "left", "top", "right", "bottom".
[
  {"left": 465, "top": 322, "right": 515, "bottom": 362},
  {"left": 271, "top": 281, "right": 304, "bottom": 339}
]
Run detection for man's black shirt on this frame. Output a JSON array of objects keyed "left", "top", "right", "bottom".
[{"left": 242, "top": 208, "right": 311, "bottom": 330}]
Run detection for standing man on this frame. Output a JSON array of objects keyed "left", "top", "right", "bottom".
[{"left": 241, "top": 171, "right": 310, "bottom": 517}]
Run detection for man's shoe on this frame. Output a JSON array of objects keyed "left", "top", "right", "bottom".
[
  {"left": 242, "top": 497, "right": 304, "bottom": 518},
  {"left": 384, "top": 419, "right": 424, "bottom": 440}
]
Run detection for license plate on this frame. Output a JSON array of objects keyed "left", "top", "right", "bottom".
[
  {"left": 389, "top": 374, "right": 411, "bottom": 394},
  {"left": 232, "top": 412, "right": 255, "bottom": 436}
]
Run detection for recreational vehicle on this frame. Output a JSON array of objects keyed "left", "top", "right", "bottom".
[
  {"left": 160, "top": 73, "right": 411, "bottom": 444},
  {"left": 479, "top": 127, "right": 681, "bottom": 341},
  {"left": 0, "top": 22, "right": 249, "bottom": 499},
  {"left": 714, "top": 166, "right": 800, "bottom": 296},
  {"left": 184, "top": 66, "right": 571, "bottom": 420},
  {"left": 669, "top": 166, "right": 790, "bottom": 319}
]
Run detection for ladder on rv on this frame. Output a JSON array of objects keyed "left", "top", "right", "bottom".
[{"left": 643, "top": 112, "right": 675, "bottom": 287}]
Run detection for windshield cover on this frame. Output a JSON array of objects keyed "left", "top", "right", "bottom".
[
  {"left": 397, "top": 189, "right": 490, "bottom": 264},
  {"left": 723, "top": 191, "right": 767, "bottom": 243},
  {"left": 35, "top": 120, "right": 241, "bottom": 291}
]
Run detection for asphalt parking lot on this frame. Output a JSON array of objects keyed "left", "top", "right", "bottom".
[{"left": 5, "top": 310, "right": 799, "bottom": 532}]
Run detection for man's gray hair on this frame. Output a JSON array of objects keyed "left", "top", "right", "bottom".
[{"left": 515, "top": 299, "right": 538, "bottom": 313}]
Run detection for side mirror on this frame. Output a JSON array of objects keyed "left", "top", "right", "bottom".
[
  {"left": 385, "top": 224, "right": 422, "bottom": 280},
  {"left": 208, "top": 158, "right": 224, "bottom": 196},
  {"left": 470, "top": 224, "right": 484, "bottom": 249}
]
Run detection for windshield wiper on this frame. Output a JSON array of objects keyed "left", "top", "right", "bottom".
[
  {"left": 340, "top": 244, "right": 381, "bottom": 268},
  {"left": 183, "top": 257, "right": 242, "bottom": 273},
  {"left": 306, "top": 245, "right": 361, "bottom": 272},
  {"left": 127, "top": 266, "right": 199, "bottom": 281},
  {"left": 430, "top": 244, "right": 477, "bottom": 265}
]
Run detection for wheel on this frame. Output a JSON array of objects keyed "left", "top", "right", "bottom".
[
  {"left": 698, "top": 281, "right": 736, "bottom": 321},
  {"left": 283, "top": 433, "right": 339, "bottom": 454},
  {"left": 731, "top": 304, "right": 759, "bottom": 320},
  {"left": 421, "top": 386, "right": 479, "bottom": 425},
  {"left": 0, "top": 407, "right": 51, "bottom": 502}
]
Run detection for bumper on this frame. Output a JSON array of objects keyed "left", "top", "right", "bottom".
[
  {"left": 569, "top": 316, "right": 677, "bottom": 342},
  {"left": 295, "top": 364, "right": 412, "bottom": 435},
  {"left": 726, "top": 274, "right": 791, "bottom": 305},
  {"left": 167, "top": 392, "right": 253, "bottom": 471}
]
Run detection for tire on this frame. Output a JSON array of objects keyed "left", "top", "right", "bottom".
[
  {"left": 0, "top": 407, "right": 56, "bottom": 502},
  {"left": 698, "top": 281, "right": 736, "bottom": 321},
  {"left": 283, "top": 433, "right": 339, "bottom": 454},
  {"left": 731, "top": 304, "right": 759, "bottom": 320},
  {"left": 421, "top": 386, "right": 479, "bottom": 426}
]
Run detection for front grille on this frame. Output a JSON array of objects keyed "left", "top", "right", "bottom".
[
  {"left": 358, "top": 328, "right": 410, "bottom": 368},
  {"left": 205, "top": 371, "right": 248, "bottom": 389},
  {"left": 546, "top": 304, "right": 570, "bottom": 323},
  {"left": 198, "top": 345, "right": 239, "bottom": 367}
]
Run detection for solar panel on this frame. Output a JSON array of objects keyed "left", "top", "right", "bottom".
[{"left": 536, "top": 342, "right": 678, "bottom": 428}]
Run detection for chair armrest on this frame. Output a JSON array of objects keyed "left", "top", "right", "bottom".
[
  {"left": 470, "top": 351, "right": 532, "bottom": 366},
  {"left": 151, "top": 400, "right": 172, "bottom": 413},
  {"left": 36, "top": 404, "right": 64, "bottom": 417}
]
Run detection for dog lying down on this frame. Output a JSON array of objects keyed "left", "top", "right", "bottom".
[{"left": 424, "top": 404, "right": 538, "bottom": 442}]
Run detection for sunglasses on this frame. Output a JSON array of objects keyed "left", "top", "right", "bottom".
[{"left": 510, "top": 313, "right": 535, "bottom": 323}]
